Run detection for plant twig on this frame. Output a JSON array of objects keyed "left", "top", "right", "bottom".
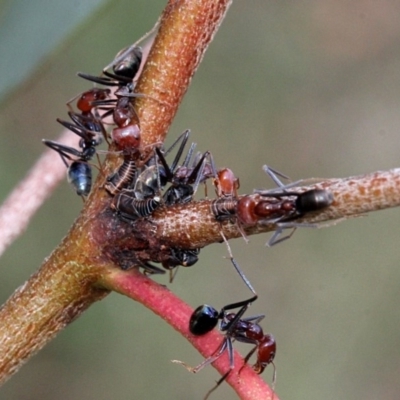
[
  {"left": 2, "top": 0, "right": 400, "bottom": 398},
  {"left": 100, "top": 268, "right": 275, "bottom": 400},
  {"left": 151, "top": 168, "right": 400, "bottom": 248}
]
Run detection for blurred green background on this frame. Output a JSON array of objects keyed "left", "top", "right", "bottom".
[{"left": 1, "top": 1, "right": 400, "bottom": 399}]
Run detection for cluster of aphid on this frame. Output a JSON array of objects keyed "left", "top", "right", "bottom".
[{"left": 43, "top": 37, "right": 334, "bottom": 399}]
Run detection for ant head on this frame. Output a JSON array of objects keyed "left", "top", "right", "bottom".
[
  {"left": 215, "top": 168, "right": 240, "bottom": 197},
  {"left": 76, "top": 88, "right": 110, "bottom": 113}
]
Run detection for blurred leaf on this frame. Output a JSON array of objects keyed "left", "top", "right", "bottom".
[{"left": 0, "top": 0, "right": 110, "bottom": 100}]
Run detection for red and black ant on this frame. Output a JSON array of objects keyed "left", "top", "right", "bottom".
[
  {"left": 103, "top": 98, "right": 142, "bottom": 196},
  {"left": 251, "top": 165, "right": 334, "bottom": 245},
  {"left": 77, "top": 46, "right": 143, "bottom": 93},
  {"left": 43, "top": 113, "right": 105, "bottom": 197},
  {"left": 173, "top": 257, "right": 275, "bottom": 399}
]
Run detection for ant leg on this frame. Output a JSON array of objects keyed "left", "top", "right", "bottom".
[
  {"left": 239, "top": 345, "right": 258, "bottom": 374},
  {"left": 262, "top": 165, "right": 291, "bottom": 188},
  {"left": 172, "top": 337, "right": 229, "bottom": 373},
  {"left": 190, "top": 152, "right": 209, "bottom": 196},
  {"left": 203, "top": 339, "right": 234, "bottom": 400},
  {"left": 66, "top": 91, "right": 82, "bottom": 113},
  {"left": 155, "top": 147, "right": 174, "bottom": 182},
  {"left": 76, "top": 72, "right": 117, "bottom": 86},
  {"left": 258, "top": 164, "right": 309, "bottom": 193},
  {"left": 164, "top": 130, "right": 191, "bottom": 172},
  {"left": 169, "top": 266, "right": 179, "bottom": 283},
  {"left": 102, "top": 17, "right": 161, "bottom": 72},
  {"left": 181, "top": 142, "right": 197, "bottom": 168},
  {"left": 139, "top": 261, "right": 166, "bottom": 275},
  {"left": 266, "top": 226, "right": 297, "bottom": 247},
  {"left": 219, "top": 231, "right": 257, "bottom": 299},
  {"left": 203, "top": 152, "right": 217, "bottom": 198},
  {"left": 43, "top": 140, "right": 81, "bottom": 160}
]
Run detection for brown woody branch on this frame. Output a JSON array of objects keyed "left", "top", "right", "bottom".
[
  {"left": 1, "top": 0, "right": 400, "bottom": 398},
  {"left": 151, "top": 168, "right": 400, "bottom": 248}
]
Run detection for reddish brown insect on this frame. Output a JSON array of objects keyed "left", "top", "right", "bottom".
[{"left": 214, "top": 167, "right": 240, "bottom": 198}]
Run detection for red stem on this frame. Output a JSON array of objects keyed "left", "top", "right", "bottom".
[{"left": 101, "top": 268, "right": 277, "bottom": 400}]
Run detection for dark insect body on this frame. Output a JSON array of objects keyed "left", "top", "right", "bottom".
[
  {"left": 157, "top": 146, "right": 215, "bottom": 205},
  {"left": 77, "top": 46, "right": 143, "bottom": 91},
  {"left": 43, "top": 108, "right": 105, "bottom": 197}
]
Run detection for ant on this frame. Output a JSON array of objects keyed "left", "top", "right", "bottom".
[
  {"left": 43, "top": 111, "right": 104, "bottom": 197},
  {"left": 77, "top": 17, "right": 161, "bottom": 95},
  {"left": 104, "top": 98, "right": 142, "bottom": 196},
  {"left": 77, "top": 46, "right": 143, "bottom": 93},
  {"left": 250, "top": 165, "right": 334, "bottom": 245},
  {"left": 65, "top": 87, "right": 112, "bottom": 143},
  {"left": 172, "top": 257, "right": 276, "bottom": 399},
  {"left": 236, "top": 190, "right": 333, "bottom": 246}
]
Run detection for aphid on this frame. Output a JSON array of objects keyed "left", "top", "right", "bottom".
[
  {"left": 104, "top": 157, "right": 138, "bottom": 196},
  {"left": 110, "top": 189, "right": 161, "bottom": 221},
  {"left": 210, "top": 197, "right": 238, "bottom": 222},
  {"left": 157, "top": 147, "right": 215, "bottom": 205},
  {"left": 133, "top": 162, "right": 164, "bottom": 200}
]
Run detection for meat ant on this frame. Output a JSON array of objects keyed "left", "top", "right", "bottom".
[
  {"left": 77, "top": 46, "right": 142, "bottom": 92},
  {"left": 173, "top": 256, "right": 276, "bottom": 399},
  {"left": 43, "top": 110, "right": 104, "bottom": 197},
  {"left": 77, "top": 17, "right": 160, "bottom": 94},
  {"left": 251, "top": 165, "right": 334, "bottom": 245},
  {"left": 104, "top": 98, "right": 142, "bottom": 195}
]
